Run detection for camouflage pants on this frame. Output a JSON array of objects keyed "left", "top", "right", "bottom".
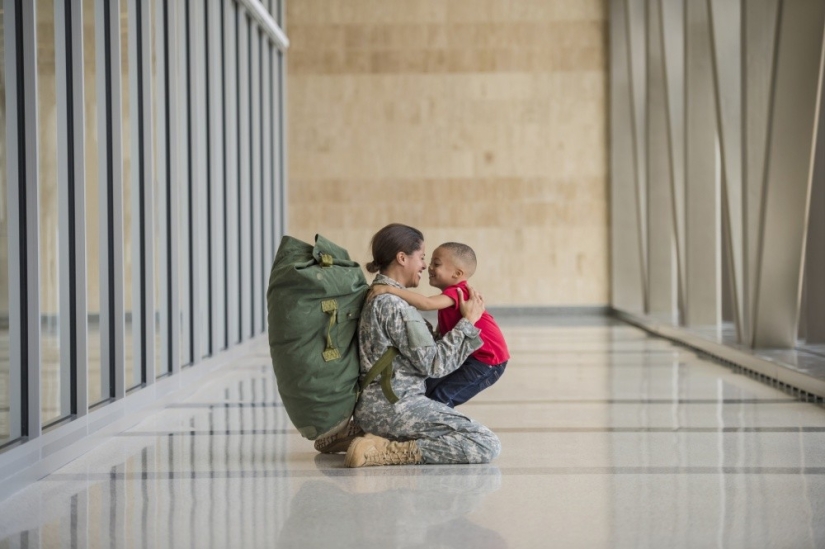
[{"left": 354, "top": 387, "right": 501, "bottom": 464}]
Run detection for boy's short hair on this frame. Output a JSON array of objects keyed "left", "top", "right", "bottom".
[{"left": 438, "top": 242, "right": 477, "bottom": 277}]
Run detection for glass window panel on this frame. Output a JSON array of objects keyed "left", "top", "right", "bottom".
[
  {"left": 261, "top": 42, "right": 271, "bottom": 332},
  {"left": 225, "top": 1, "right": 240, "bottom": 346},
  {"left": 250, "top": 28, "right": 261, "bottom": 336},
  {"left": 0, "top": 4, "right": 11, "bottom": 444},
  {"left": 151, "top": 0, "right": 165, "bottom": 377},
  {"left": 84, "top": 0, "right": 105, "bottom": 405},
  {"left": 213, "top": 0, "right": 226, "bottom": 352},
  {"left": 121, "top": 0, "right": 140, "bottom": 390},
  {"left": 239, "top": 14, "right": 251, "bottom": 340},
  {"left": 38, "top": 0, "right": 67, "bottom": 425},
  {"left": 196, "top": 1, "right": 209, "bottom": 358},
  {"left": 277, "top": 49, "right": 284, "bottom": 240},
  {"left": 179, "top": 1, "right": 192, "bottom": 366},
  {"left": 269, "top": 46, "right": 281, "bottom": 253}
]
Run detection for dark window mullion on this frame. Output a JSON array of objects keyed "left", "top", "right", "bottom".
[
  {"left": 269, "top": 45, "right": 276, "bottom": 257},
  {"left": 221, "top": 2, "right": 228, "bottom": 350},
  {"left": 64, "top": 0, "right": 78, "bottom": 413},
  {"left": 185, "top": 0, "right": 194, "bottom": 364},
  {"left": 102, "top": 0, "right": 116, "bottom": 399},
  {"left": 236, "top": 8, "right": 242, "bottom": 339},
  {"left": 248, "top": 19, "right": 254, "bottom": 332},
  {"left": 163, "top": 0, "right": 173, "bottom": 373},
  {"left": 259, "top": 34, "right": 265, "bottom": 326},
  {"left": 136, "top": 0, "right": 148, "bottom": 383},
  {"left": 15, "top": 0, "right": 30, "bottom": 435},
  {"left": 204, "top": 0, "right": 213, "bottom": 355}
]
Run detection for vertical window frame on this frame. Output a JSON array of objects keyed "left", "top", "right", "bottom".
[
  {"left": 250, "top": 26, "right": 261, "bottom": 336},
  {"left": 208, "top": 0, "right": 227, "bottom": 353},
  {"left": 225, "top": 0, "right": 240, "bottom": 346},
  {"left": 238, "top": 10, "right": 251, "bottom": 341}
]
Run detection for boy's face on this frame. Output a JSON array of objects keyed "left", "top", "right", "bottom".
[{"left": 428, "top": 247, "right": 462, "bottom": 290}]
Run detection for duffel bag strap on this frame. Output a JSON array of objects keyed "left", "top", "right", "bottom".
[
  {"left": 360, "top": 346, "right": 400, "bottom": 404},
  {"left": 321, "top": 300, "right": 341, "bottom": 361}
]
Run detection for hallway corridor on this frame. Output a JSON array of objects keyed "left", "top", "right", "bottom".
[{"left": 1, "top": 314, "right": 824, "bottom": 548}]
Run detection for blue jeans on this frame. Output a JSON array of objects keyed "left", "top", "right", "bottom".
[{"left": 425, "top": 356, "right": 507, "bottom": 408}]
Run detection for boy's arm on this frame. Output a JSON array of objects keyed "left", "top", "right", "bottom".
[{"left": 371, "top": 285, "right": 455, "bottom": 311}]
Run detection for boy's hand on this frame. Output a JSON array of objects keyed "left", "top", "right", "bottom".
[
  {"left": 367, "top": 284, "right": 390, "bottom": 299},
  {"left": 368, "top": 284, "right": 391, "bottom": 299}
]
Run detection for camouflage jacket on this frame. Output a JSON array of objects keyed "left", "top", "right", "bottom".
[{"left": 358, "top": 274, "right": 483, "bottom": 401}]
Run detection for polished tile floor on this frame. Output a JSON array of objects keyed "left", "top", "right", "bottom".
[{"left": 1, "top": 315, "right": 825, "bottom": 548}]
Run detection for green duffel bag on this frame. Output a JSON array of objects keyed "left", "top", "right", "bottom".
[{"left": 266, "top": 234, "right": 398, "bottom": 440}]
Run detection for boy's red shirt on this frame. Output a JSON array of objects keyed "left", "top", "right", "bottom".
[{"left": 438, "top": 281, "right": 510, "bottom": 366}]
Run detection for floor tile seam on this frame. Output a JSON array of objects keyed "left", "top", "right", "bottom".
[
  {"left": 499, "top": 364, "right": 753, "bottom": 369},
  {"left": 114, "top": 426, "right": 825, "bottom": 437},
  {"left": 512, "top": 348, "right": 673, "bottom": 351},
  {"left": 166, "top": 403, "right": 285, "bottom": 408},
  {"left": 498, "top": 466, "right": 825, "bottom": 475},
  {"left": 37, "top": 466, "right": 825, "bottom": 481},
  {"left": 117, "top": 429, "right": 296, "bottom": 436},
  {"left": 463, "top": 399, "right": 802, "bottom": 405},
  {"left": 157, "top": 401, "right": 810, "bottom": 416},
  {"left": 499, "top": 362, "right": 703, "bottom": 366},
  {"left": 509, "top": 350, "right": 683, "bottom": 355},
  {"left": 492, "top": 426, "right": 825, "bottom": 433},
  {"left": 161, "top": 398, "right": 806, "bottom": 409}
]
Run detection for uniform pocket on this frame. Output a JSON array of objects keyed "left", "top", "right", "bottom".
[{"left": 401, "top": 308, "right": 434, "bottom": 350}]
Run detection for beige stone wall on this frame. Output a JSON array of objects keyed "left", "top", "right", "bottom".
[{"left": 287, "top": 0, "right": 609, "bottom": 306}]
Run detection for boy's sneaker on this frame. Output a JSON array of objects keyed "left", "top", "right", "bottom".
[{"left": 313, "top": 420, "right": 364, "bottom": 454}]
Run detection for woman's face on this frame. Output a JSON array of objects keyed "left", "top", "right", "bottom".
[{"left": 399, "top": 244, "right": 427, "bottom": 288}]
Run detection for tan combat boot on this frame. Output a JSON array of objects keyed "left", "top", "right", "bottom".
[
  {"left": 344, "top": 434, "right": 423, "bottom": 467},
  {"left": 314, "top": 420, "right": 364, "bottom": 454}
]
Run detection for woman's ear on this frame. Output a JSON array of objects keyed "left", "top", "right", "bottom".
[{"left": 396, "top": 251, "right": 407, "bottom": 266}]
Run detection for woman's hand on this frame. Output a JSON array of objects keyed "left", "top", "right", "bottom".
[{"left": 458, "top": 285, "right": 485, "bottom": 325}]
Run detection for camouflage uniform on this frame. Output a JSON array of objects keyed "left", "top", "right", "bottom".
[{"left": 354, "top": 274, "right": 501, "bottom": 464}]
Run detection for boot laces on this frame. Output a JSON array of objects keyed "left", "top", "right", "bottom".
[
  {"left": 365, "top": 443, "right": 420, "bottom": 465},
  {"left": 314, "top": 422, "right": 360, "bottom": 451}
]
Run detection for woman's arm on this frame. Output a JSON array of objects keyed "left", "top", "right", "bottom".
[
  {"left": 371, "top": 284, "right": 454, "bottom": 311},
  {"left": 372, "top": 287, "right": 486, "bottom": 379}
]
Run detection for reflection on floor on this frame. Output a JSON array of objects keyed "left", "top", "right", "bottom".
[
  {"left": 0, "top": 325, "right": 165, "bottom": 444},
  {"left": 0, "top": 333, "right": 9, "bottom": 443},
  {"left": 1, "top": 315, "right": 825, "bottom": 547}
]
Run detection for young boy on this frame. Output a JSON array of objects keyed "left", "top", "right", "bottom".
[{"left": 371, "top": 242, "right": 509, "bottom": 407}]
